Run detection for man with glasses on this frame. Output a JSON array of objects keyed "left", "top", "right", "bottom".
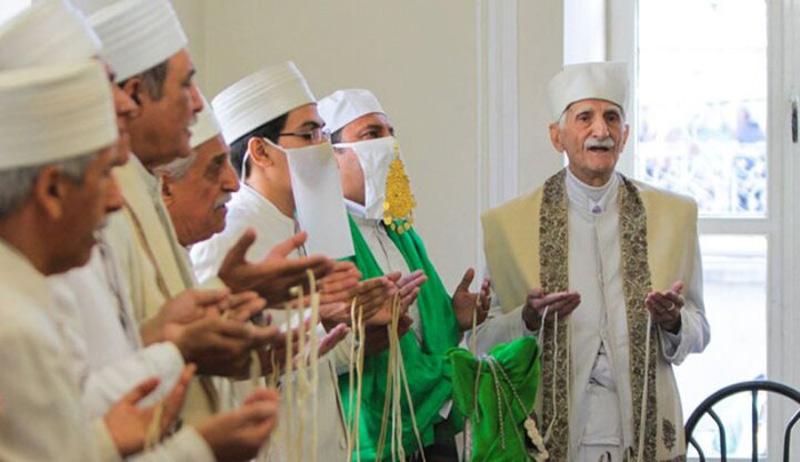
[{"left": 191, "top": 61, "right": 408, "bottom": 462}]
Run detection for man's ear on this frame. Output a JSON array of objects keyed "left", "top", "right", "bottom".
[
  {"left": 32, "top": 165, "right": 67, "bottom": 220},
  {"left": 160, "top": 174, "right": 176, "bottom": 206},
  {"left": 549, "top": 123, "right": 564, "bottom": 153},
  {"left": 620, "top": 124, "right": 631, "bottom": 152},
  {"left": 120, "top": 77, "right": 143, "bottom": 107},
  {"left": 247, "top": 137, "right": 276, "bottom": 168}
]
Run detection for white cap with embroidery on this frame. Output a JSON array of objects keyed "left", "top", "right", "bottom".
[
  {"left": 88, "top": 0, "right": 187, "bottom": 81},
  {"left": 0, "top": 60, "right": 117, "bottom": 170},
  {"left": 547, "top": 62, "right": 630, "bottom": 122},
  {"left": 212, "top": 61, "right": 315, "bottom": 145},
  {"left": 191, "top": 93, "right": 223, "bottom": 149},
  {"left": 0, "top": 0, "right": 100, "bottom": 70},
  {"left": 317, "top": 88, "right": 386, "bottom": 134}
]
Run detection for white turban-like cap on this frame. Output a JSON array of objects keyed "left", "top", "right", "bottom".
[
  {"left": 547, "top": 62, "right": 630, "bottom": 122},
  {"left": 191, "top": 93, "right": 223, "bottom": 149},
  {"left": 317, "top": 88, "right": 386, "bottom": 134},
  {"left": 0, "top": 60, "right": 117, "bottom": 170},
  {"left": 88, "top": 0, "right": 187, "bottom": 81},
  {"left": 0, "top": 0, "right": 100, "bottom": 70},
  {"left": 212, "top": 61, "right": 316, "bottom": 145}
]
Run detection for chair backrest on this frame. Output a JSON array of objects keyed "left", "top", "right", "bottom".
[{"left": 684, "top": 380, "right": 800, "bottom": 462}]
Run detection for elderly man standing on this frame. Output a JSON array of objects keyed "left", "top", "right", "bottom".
[
  {"left": 477, "top": 62, "right": 710, "bottom": 461},
  {"left": 318, "top": 89, "right": 491, "bottom": 461}
]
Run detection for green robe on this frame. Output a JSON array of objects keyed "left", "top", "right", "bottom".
[{"left": 340, "top": 215, "right": 460, "bottom": 461}]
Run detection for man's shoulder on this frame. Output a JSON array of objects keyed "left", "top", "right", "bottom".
[
  {"left": 0, "top": 288, "right": 59, "bottom": 349},
  {"left": 482, "top": 187, "right": 544, "bottom": 223}
]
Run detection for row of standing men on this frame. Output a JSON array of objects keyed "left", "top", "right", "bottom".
[{"left": 0, "top": 0, "right": 710, "bottom": 461}]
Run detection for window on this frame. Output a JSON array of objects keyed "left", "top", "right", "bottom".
[{"left": 636, "top": 0, "right": 771, "bottom": 459}]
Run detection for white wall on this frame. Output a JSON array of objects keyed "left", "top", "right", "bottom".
[{"left": 174, "top": 0, "right": 564, "bottom": 292}]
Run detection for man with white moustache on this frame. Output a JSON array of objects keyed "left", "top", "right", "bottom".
[
  {"left": 156, "top": 100, "right": 240, "bottom": 250},
  {"left": 476, "top": 62, "right": 710, "bottom": 461}
]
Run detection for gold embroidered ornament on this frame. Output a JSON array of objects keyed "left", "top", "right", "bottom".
[{"left": 382, "top": 143, "right": 416, "bottom": 234}]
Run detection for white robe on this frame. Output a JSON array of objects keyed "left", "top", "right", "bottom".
[
  {"left": 47, "top": 238, "right": 216, "bottom": 461},
  {"left": 49, "top": 241, "right": 185, "bottom": 417},
  {"left": 470, "top": 171, "right": 710, "bottom": 456},
  {"left": 191, "top": 183, "right": 350, "bottom": 462},
  {"left": 0, "top": 240, "right": 119, "bottom": 462}
]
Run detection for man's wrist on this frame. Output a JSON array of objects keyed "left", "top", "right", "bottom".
[
  {"left": 521, "top": 307, "right": 541, "bottom": 332},
  {"left": 661, "top": 317, "right": 682, "bottom": 335}
]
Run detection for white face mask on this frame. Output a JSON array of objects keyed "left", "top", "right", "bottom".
[
  {"left": 334, "top": 136, "right": 416, "bottom": 230},
  {"left": 263, "top": 138, "right": 355, "bottom": 259}
]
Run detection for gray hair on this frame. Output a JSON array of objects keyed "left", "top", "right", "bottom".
[
  {"left": 153, "top": 151, "right": 197, "bottom": 182},
  {"left": 119, "top": 60, "right": 170, "bottom": 102},
  {"left": 0, "top": 152, "right": 96, "bottom": 219}
]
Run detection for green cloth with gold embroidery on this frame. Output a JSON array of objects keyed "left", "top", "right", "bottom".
[
  {"left": 448, "top": 338, "right": 540, "bottom": 462},
  {"left": 340, "top": 215, "right": 461, "bottom": 461}
]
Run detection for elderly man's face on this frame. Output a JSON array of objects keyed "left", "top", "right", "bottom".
[
  {"left": 334, "top": 112, "right": 394, "bottom": 205},
  {"left": 164, "top": 134, "right": 239, "bottom": 246},
  {"left": 126, "top": 49, "right": 203, "bottom": 169},
  {"left": 53, "top": 147, "right": 125, "bottom": 272},
  {"left": 549, "top": 99, "right": 629, "bottom": 186}
]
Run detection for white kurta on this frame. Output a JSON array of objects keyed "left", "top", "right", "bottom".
[
  {"left": 0, "top": 240, "right": 119, "bottom": 462},
  {"left": 470, "top": 170, "right": 710, "bottom": 456},
  {"left": 49, "top": 240, "right": 185, "bottom": 416},
  {"left": 191, "top": 183, "right": 350, "bottom": 462},
  {"left": 47, "top": 238, "right": 216, "bottom": 462}
]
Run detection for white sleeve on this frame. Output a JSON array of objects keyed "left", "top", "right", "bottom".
[
  {"left": 82, "top": 342, "right": 186, "bottom": 418},
  {"left": 658, "top": 236, "right": 711, "bottom": 365},
  {"left": 0, "top": 320, "right": 103, "bottom": 462}
]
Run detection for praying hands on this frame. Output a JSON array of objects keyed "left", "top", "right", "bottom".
[
  {"left": 645, "top": 281, "right": 684, "bottom": 334},
  {"left": 521, "top": 289, "right": 582, "bottom": 332}
]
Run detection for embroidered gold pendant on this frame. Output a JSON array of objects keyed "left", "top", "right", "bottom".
[{"left": 382, "top": 143, "right": 416, "bottom": 234}]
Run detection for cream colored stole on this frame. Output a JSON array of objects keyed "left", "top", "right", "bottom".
[
  {"left": 482, "top": 169, "right": 696, "bottom": 462},
  {"left": 113, "top": 160, "right": 219, "bottom": 423}
]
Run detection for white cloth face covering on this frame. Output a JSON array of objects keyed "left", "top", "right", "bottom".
[
  {"left": 333, "top": 136, "right": 402, "bottom": 221},
  {"left": 264, "top": 138, "right": 355, "bottom": 259}
]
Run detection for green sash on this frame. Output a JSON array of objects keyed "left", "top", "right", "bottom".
[{"left": 340, "top": 214, "right": 460, "bottom": 461}]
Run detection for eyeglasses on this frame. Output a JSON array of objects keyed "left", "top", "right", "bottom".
[{"left": 278, "top": 127, "right": 330, "bottom": 143}]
